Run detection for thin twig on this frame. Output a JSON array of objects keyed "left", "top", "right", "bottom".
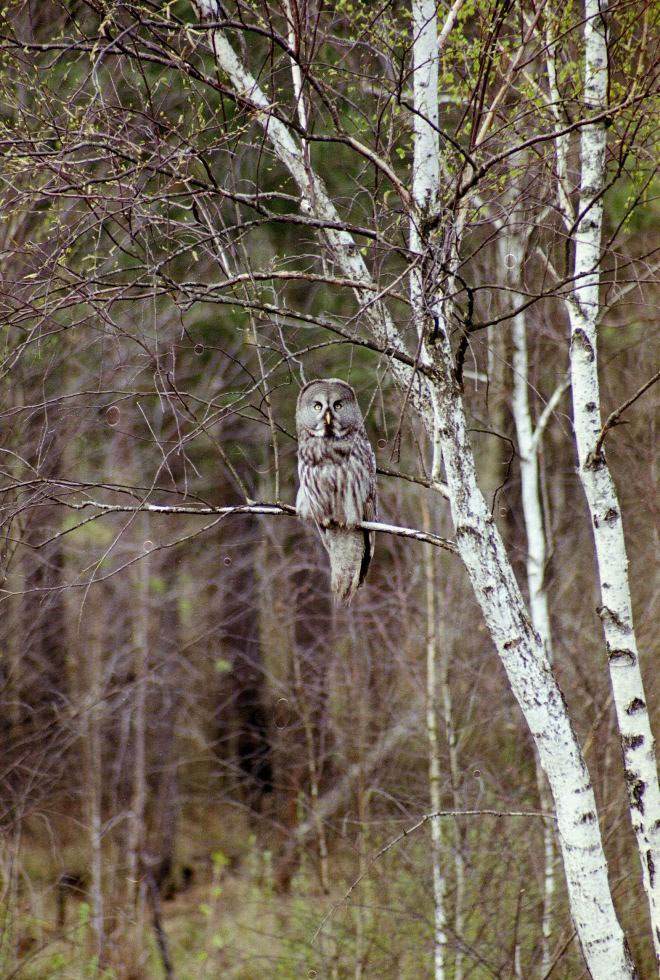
[
  {"left": 314, "top": 808, "right": 556, "bottom": 943},
  {"left": 377, "top": 464, "right": 450, "bottom": 500},
  {"left": 590, "top": 368, "right": 660, "bottom": 462},
  {"left": 529, "top": 374, "right": 571, "bottom": 455}
]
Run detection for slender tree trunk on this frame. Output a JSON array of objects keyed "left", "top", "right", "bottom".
[
  {"left": 353, "top": 753, "right": 372, "bottom": 980},
  {"left": 87, "top": 668, "right": 105, "bottom": 966},
  {"left": 0, "top": 821, "right": 22, "bottom": 971},
  {"left": 20, "top": 416, "right": 67, "bottom": 733},
  {"left": 422, "top": 498, "right": 446, "bottom": 980},
  {"left": 291, "top": 630, "right": 330, "bottom": 896},
  {"left": 439, "top": 608, "right": 465, "bottom": 980},
  {"left": 508, "top": 222, "right": 556, "bottom": 976},
  {"left": 346, "top": 612, "right": 370, "bottom": 980},
  {"left": 0, "top": 555, "right": 21, "bottom": 745},
  {"left": 127, "top": 527, "right": 149, "bottom": 953},
  {"left": 150, "top": 562, "right": 182, "bottom": 895},
  {"left": 80, "top": 590, "right": 105, "bottom": 965},
  {"left": 566, "top": 1, "right": 660, "bottom": 963},
  {"left": 144, "top": 864, "right": 177, "bottom": 980}
]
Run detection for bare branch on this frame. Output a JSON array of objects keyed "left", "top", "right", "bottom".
[
  {"left": 590, "top": 368, "right": 660, "bottom": 463},
  {"left": 40, "top": 499, "right": 458, "bottom": 555},
  {"left": 316, "top": 808, "right": 557, "bottom": 942}
]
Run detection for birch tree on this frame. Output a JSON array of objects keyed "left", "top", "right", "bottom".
[
  {"left": 191, "top": 1, "right": 641, "bottom": 975},
  {"left": 422, "top": 498, "right": 447, "bottom": 980},
  {"left": 560, "top": 2, "right": 660, "bottom": 962},
  {"left": 507, "top": 210, "right": 561, "bottom": 976}
]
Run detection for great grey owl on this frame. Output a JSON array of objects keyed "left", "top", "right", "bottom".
[{"left": 296, "top": 378, "right": 377, "bottom": 604}]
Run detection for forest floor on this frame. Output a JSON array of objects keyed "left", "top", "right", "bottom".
[{"left": 6, "top": 804, "right": 393, "bottom": 980}]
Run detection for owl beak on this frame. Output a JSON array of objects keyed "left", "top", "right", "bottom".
[{"left": 324, "top": 409, "right": 332, "bottom": 426}]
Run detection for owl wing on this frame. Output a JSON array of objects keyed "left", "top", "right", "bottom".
[{"left": 297, "top": 424, "right": 377, "bottom": 604}]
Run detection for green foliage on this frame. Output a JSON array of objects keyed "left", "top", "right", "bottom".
[{"left": 606, "top": 173, "right": 660, "bottom": 234}]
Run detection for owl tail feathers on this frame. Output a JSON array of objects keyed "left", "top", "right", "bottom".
[{"left": 322, "top": 527, "right": 370, "bottom": 605}]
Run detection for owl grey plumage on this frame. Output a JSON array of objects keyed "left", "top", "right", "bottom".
[{"left": 296, "top": 378, "right": 377, "bottom": 605}]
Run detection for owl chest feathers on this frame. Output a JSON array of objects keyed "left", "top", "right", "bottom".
[{"left": 297, "top": 431, "right": 374, "bottom": 528}]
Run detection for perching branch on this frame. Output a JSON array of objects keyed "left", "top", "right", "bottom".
[{"left": 45, "top": 499, "right": 458, "bottom": 555}]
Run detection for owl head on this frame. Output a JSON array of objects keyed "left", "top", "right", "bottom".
[{"left": 296, "top": 378, "right": 365, "bottom": 438}]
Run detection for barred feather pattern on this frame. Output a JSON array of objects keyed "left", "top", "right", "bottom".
[{"left": 296, "top": 380, "right": 377, "bottom": 605}]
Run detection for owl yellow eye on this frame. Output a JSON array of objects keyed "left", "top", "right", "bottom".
[
  {"left": 333, "top": 400, "right": 343, "bottom": 410},
  {"left": 313, "top": 401, "right": 322, "bottom": 411}
]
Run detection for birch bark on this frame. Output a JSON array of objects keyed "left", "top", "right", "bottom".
[
  {"left": 509, "top": 252, "right": 553, "bottom": 663},
  {"left": 193, "top": 4, "right": 638, "bottom": 976},
  {"left": 439, "top": 642, "right": 465, "bottom": 980},
  {"left": 422, "top": 498, "right": 446, "bottom": 980},
  {"left": 565, "top": 1, "right": 660, "bottom": 963},
  {"left": 408, "top": 5, "right": 634, "bottom": 973},
  {"left": 507, "top": 225, "right": 556, "bottom": 976}
]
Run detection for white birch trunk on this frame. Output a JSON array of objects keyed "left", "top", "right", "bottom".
[
  {"left": 410, "top": 0, "right": 446, "bottom": 481},
  {"left": 439, "top": 639, "right": 465, "bottom": 980},
  {"left": 507, "top": 227, "right": 556, "bottom": 976},
  {"left": 544, "top": 17, "right": 575, "bottom": 232},
  {"left": 427, "top": 320, "right": 636, "bottom": 980},
  {"left": 509, "top": 251, "right": 553, "bottom": 661},
  {"left": 422, "top": 499, "right": 446, "bottom": 980},
  {"left": 194, "top": 6, "right": 638, "bottom": 976},
  {"left": 566, "top": 2, "right": 660, "bottom": 964},
  {"left": 407, "top": 7, "right": 633, "bottom": 973}
]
